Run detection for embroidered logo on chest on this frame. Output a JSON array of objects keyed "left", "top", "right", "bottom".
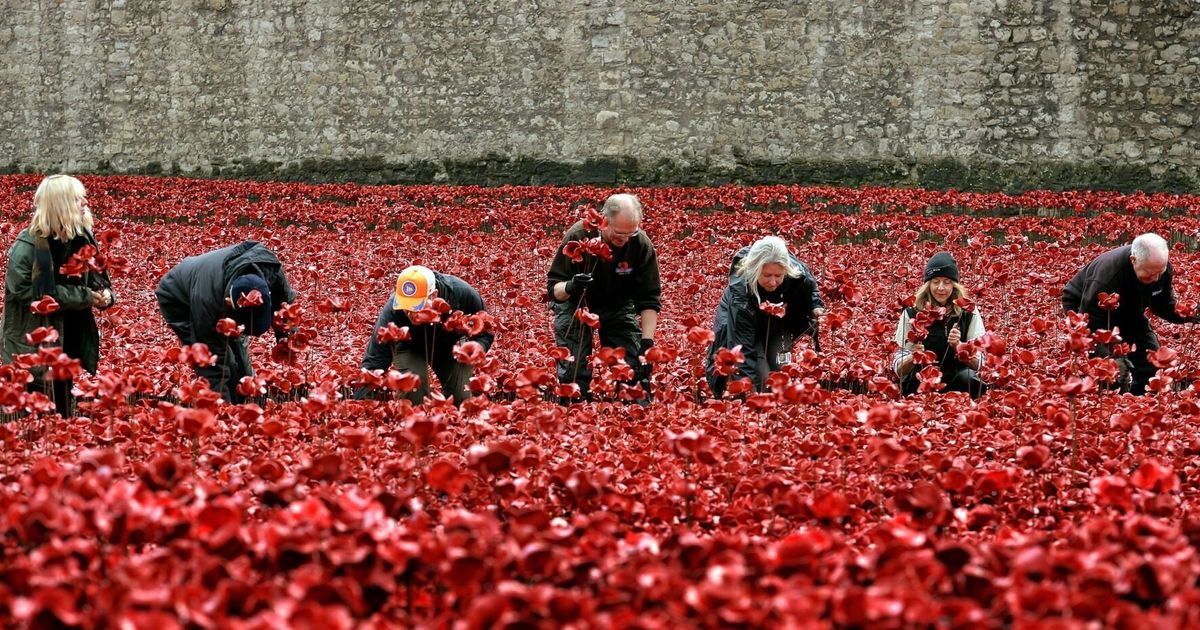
[{"left": 616, "top": 262, "right": 633, "bottom": 275}]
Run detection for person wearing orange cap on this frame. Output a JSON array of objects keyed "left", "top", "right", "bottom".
[{"left": 357, "top": 265, "right": 494, "bottom": 404}]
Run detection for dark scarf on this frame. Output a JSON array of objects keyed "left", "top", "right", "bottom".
[
  {"left": 32, "top": 231, "right": 103, "bottom": 298},
  {"left": 31, "top": 235, "right": 55, "bottom": 297}
]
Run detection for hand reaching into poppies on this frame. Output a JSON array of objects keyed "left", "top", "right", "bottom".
[
  {"left": 635, "top": 338, "right": 654, "bottom": 381},
  {"left": 90, "top": 290, "right": 111, "bottom": 309}
]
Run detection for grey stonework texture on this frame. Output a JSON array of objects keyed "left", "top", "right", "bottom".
[{"left": 1, "top": 0, "right": 1198, "bottom": 189}]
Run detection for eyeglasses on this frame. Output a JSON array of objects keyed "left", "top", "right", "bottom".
[{"left": 608, "top": 227, "right": 641, "bottom": 239}]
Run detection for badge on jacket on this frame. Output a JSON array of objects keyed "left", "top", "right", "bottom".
[{"left": 616, "top": 262, "right": 633, "bottom": 275}]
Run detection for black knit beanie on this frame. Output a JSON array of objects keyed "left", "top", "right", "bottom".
[{"left": 924, "top": 252, "right": 960, "bottom": 283}]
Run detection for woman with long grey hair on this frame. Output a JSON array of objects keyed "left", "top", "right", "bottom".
[{"left": 705, "top": 236, "right": 820, "bottom": 397}]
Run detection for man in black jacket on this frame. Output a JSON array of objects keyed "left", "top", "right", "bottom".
[
  {"left": 155, "top": 241, "right": 296, "bottom": 402},
  {"left": 546, "top": 193, "right": 661, "bottom": 399},
  {"left": 358, "top": 265, "right": 494, "bottom": 404},
  {"left": 1062, "top": 233, "right": 1196, "bottom": 394}
]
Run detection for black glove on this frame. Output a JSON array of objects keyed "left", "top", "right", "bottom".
[
  {"left": 565, "top": 273, "right": 593, "bottom": 297},
  {"left": 636, "top": 338, "right": 654, "bottom": 381}
]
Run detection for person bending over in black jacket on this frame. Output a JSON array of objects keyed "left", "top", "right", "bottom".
[
  {"left": 156, "top": 241, "right": 296, "bottom": 403},
  {"left": 358, "top": 265, "right": 494, "bottom": 405},
  {"left": 1062, "top": 233, "right": 1199, "bottom": 394},
  {"left": 705, "top": 236, "right": 820, "bottom": 397}
]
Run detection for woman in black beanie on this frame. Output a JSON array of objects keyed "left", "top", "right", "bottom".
[{"left": 893, "top": 252, "right": 987, "bottom": 398}]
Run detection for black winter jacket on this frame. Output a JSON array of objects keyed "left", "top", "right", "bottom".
[
  {"left": 1062, "top": 245, "right": 1191, "bottom": 337},
  {"left": 705, "top": 269, "right": 816, "bottom": 389},
  {"left": 155, "top": 241, "right": 296, "bottom": 353},
  {"left": 546, "top": 221, "right": 662, "bottom": 313}
]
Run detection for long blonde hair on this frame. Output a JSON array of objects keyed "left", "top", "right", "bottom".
[
  {"left": 30, "top": 174, "right": 93, "bottom": 241},
  {"left": 914, "top": 280, "right": 970, "bottom": 316},
  {"left": 734, "top": 236, "right": 801, "bottom": 301}
]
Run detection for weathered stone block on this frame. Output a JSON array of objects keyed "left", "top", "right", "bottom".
[
  {"left": 596, "top": 110, "right": 619, "bottom": 130},
  {"left": 1160, "top": 44, "right": 1186, "bottom": 63},
  {"left": 1150, "top": 126, "right": 1178, "bottom": 141}
]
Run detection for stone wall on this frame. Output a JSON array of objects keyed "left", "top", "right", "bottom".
[{"left": 1, "top": 0, "right": 1198, "bottom": 190}]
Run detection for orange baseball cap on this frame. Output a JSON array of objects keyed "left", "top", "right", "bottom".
[{"left": 394, "top": 265, "right": 436, "bottom": 311}]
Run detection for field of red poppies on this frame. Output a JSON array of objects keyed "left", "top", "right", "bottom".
[{"left": 4, "top": 174, "right": 1200, "bottom": 627}]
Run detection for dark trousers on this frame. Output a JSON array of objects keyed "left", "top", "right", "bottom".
[
  {"left": 26, "top": 378, "right": 73, "bottom": 416},
  {"left": 552, "top": 302, "right": 642, "bottom": 395},
  {"left": 709, "top": 331, "right": 794, "bottom": 398},
  {"left": 1096, "top": 329, "right": 1158, "bottom": 395},
  {"left": 903, "top": 366, "right": 987, "bottom": 399},
  {"left": 390, "top": 345, "right": 474, "bottom": 405},
  {"left": 753, "top": 332, "right": 794, "bottom": 391},
  {"left": 29, "top": 323, "right": 87, "bottom": 416},
  {"left": 194, "top": 337, "right": 252, "bottom": 404},
  {"left": 192, "top": 338, "right": 253, "bottom": 403}
]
